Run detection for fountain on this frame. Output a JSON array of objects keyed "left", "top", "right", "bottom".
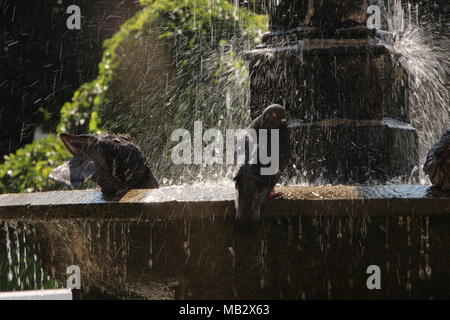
[
  {"left": 1, "top": 1, "right": 449, "bottom": 300},
  {"left": 246, "top": 0, "right": 419, "bottom": 184}
]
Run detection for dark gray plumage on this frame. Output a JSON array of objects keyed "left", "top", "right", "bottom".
[
  {"left": 424, "top": 130, "right": 450, "bottom": 191},
  {"left": 50, "top": 132, "right": 159, "bottom": 197},
  {"left": 233, "top": 104, "right": 290, "bottom": 221}
]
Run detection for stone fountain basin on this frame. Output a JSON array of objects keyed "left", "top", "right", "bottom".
[{"left": 1, "top": 185, "right": 449, "bottom": 300}]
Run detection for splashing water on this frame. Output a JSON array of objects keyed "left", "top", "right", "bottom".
[
  {"left": 378, "top": 0, "right": 450, "bottom": 184},
  {"left": 100, "top": 4, "right": 267, "bottom": 186},
  {"left": 146, "top": 0, "right": 448, "bottom": 186},
  {"left": 78, "top": 1, "right": 447, "bottom": 187}
]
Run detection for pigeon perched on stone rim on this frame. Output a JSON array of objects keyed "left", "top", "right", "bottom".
[{"left": 233, "top": 104, "right": 290, "bottom": 221}]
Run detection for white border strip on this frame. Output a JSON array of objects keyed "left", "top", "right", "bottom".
[{"left": 0, "top": 289, "right": 72, "bottom": 300}]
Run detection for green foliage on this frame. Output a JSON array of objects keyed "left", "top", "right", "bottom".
[
  {"left": 0, "top": 135, "right": 71, "bottom": 194},
  {"left": 57, "top": 5, "right": 160, "bottom": 135},
  {"left": 0, "top": 0, "right": 268, "bottom": 193},
  {"left": 58, "top": 0, "right": 266, "bottom": 137}
]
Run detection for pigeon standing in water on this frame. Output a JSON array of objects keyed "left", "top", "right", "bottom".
[
  {"left": 50, "top": 132, "right": 159, "bottom": 197},
  {"left": 233, "top": 104, "right": 290, "bottom": 221},
  {"left": 424, "top": 130, "right": 450, "bottom": 191}
]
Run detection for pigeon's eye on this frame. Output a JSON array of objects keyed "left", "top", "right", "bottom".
[{"left": 272, "top": 112, "right": 277, "bottom": 118}]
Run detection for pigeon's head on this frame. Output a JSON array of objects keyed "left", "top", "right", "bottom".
[{"left": 261, "top": 104, "right": 287, "bottom": 129}]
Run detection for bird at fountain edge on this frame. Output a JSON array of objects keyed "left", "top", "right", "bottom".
[
  {"left": 49, "top": 132, "right": 159, "bottom": 197},
  {"left": 424, "top": 129, "right": 450, "bottom": 191},
  {"left": 233, "top": 104, "right": 291, "bottom": 221}
]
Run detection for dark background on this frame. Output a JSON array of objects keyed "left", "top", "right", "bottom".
[{"left": 0, "top": 0, "right": 139, "bottom": 160}]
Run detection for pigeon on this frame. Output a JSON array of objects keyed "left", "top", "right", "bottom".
[
  {"left": 424, "top": 130, "right": 450, "bottom": 191},
  {"left": 233, "top": 104, "right": 290, "bottom": 221},
  {"left": 50, "top": 132, "right": 159, "bottom": 197}
]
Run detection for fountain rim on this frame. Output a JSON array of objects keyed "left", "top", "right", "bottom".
[{"left": 0, "top": 185, "right": 448, "bottom": 221}]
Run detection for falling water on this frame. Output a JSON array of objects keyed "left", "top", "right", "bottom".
[
  {"left": 0, "top": 210, "right": 447, "bottom": 298},
  {"left": 0, "top": 222, "right": 59, "bottom": 292}
]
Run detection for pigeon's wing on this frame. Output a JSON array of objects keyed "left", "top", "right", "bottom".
[
  {"left": 233, "top": 131, "right": 255, "bottom": 220},
  {"left": 233, "top": 130, "right": 254, "bottom": 181},
  {"left": 49, "top": 153, "right": 99, "bottom": 187},
  {"left": 95, "top": 133, "right": 157, "bottom": 194},
  {"left": 96, "top": 135, "right": 147, "bottom": 181},
  {"left": 424, "top": 133, "right": 450, "bottom": 187},
  {"left": 234, "top": 165, "right": 260, "bottom": 221},
  {"left": 234, "top": 166, "right": 273, "bottom": 221},
  {"left": 233, "top": 149, "right": 267, "bottom": 221},
  {"left": 423, "top": 148, "right": 438, "bottom": 178},
  {"left": 233, "top": 126, "right": 276, "bottom": 221}
]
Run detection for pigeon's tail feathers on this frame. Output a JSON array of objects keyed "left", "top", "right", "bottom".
[
  {"left": 235, "top": 188, "right": 264, "bottom": 222},
  {"left": 235, "top": 188, "right": 249, "bottom": 221},
  {"left": 49, "top": 154, "right": 99, "bottom": 187},
  {"left": 60, "top": 133, "right": 108, "bottom": 171},
  {"left": 234, "top": 174, "right": 267, "bottom": 222},
  {"left": 135, "top": 166, "right": 159, "bottom": 189},
  {"left": 146, "top": 169, "right": 160, "bottom": 189}
]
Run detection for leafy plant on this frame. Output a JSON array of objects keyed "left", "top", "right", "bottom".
[{"left": 0, "top": 135, "right": 70, "bottom": 194}]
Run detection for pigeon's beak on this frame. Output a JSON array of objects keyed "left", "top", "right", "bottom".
[{"left": 281, "top": 118, "right": 287, "bottom": 123}]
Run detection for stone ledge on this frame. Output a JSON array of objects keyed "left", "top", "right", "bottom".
[
  {"left": 0, "top": 185, "right": 449, "bottom": 221},
  {"left": 246, "top": 39, "right": 388, "bottom": 57}
]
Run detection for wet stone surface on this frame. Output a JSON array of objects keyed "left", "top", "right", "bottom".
[
  {"left": 1, "top": 185, "right": 449, "bottom": 299},
  {"left": 1, "top": 214, "right": 449, "bottom": 299}
]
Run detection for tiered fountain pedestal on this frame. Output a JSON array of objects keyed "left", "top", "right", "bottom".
[{"left": 245, "top": 1, "right": 419, "bottom": 183}]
